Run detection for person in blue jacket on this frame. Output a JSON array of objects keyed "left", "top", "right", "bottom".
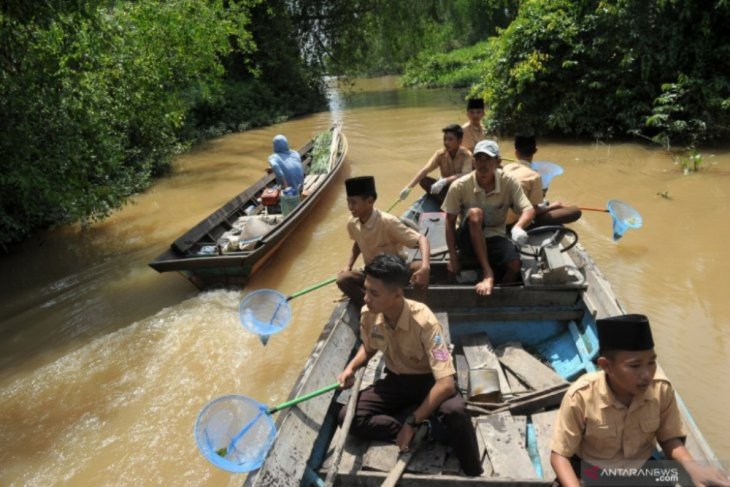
[{"left": 268, "top": 135, "right": 304, "bottom": 191}]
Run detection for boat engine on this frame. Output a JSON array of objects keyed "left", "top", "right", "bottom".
[{"left": 520, "top": 226, "right": 585, "bottom": 286}]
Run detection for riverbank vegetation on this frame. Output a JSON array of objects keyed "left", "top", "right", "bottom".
[
  {"left": 1, "top": 0, "right": 326, "bottom": 246},
  {"left": 4, "top": 0, "right": 728, "bottom": 245},
  {"left": 402, "top": 0, "right": 730, "bottom": 149}
]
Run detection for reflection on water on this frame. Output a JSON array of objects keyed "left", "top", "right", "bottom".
[{"left": 1, "top": 77, "right": 729, "bottom": 485}]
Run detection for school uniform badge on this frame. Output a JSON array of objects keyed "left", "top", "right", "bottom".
[{"left": 431, "top": 345, "right": 449, "bottom": 362}]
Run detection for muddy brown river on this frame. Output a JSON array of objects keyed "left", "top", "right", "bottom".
[{"left": 1, "top": 77, "right": 728, "bottom": 485}]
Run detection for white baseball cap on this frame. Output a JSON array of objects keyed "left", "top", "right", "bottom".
[{"left": 473, "top": 140, "right": 500, "bottom": 158}]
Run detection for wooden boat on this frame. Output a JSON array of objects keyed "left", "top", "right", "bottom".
[
  {"left": 243, "top": 213, "right": 725, "bottom": 486},
  {"left": 148, "top": 124, "right": 348, "bottom": 289}
]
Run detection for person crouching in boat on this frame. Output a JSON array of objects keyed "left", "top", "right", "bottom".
[
  {"left": 503, "top": 132, "right": 581, "bottom": 228},
  {"left": 550, "top": 314, "right": 730, "bottom": 487},
  {"left": 461, "top": 97, "right": 487, "bottom": 154},
  {"left": 398, "top": 124, "right": 473, "bottom": 206},
  {"left": 337, "top": 254, "right": 483, "bottom": 476},
  {"left": 268, "top": 134, "right": 304, "bottom": 193},
  {"left": 338, "top": 176, "right": 430, "bottom": 309},
  {"left": 442, "top": 139, "right": 535, "bottom": 296}
]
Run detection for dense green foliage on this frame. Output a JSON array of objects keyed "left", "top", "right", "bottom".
[
  {"left": 401, "top": 41, "right": 489, "bottom": 88},
  {"left": 5, "top": 0, "right": 728, "bottom": 245},
  {"left": 405, "top": 0, "right": 730, "bottom": 145},
  {"left": 292, "top": 0, "right": 517, "bottom": 75},
  {"left": 0, "top": 1, "right": 326, "bottom": 246}
]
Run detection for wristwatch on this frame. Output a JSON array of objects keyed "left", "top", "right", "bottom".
[{"left": 405, "top": 414, "right": 418, "bottom": 427}]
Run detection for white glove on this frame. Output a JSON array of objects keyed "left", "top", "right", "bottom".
[
  {"left": 399, "top": 186, "right": 411, "bottom": 200},
  {"left": 430, "top": 178, "right": 447, "bottom": 195},
  {"left": 511, "top": 226, "right": 529, "bottom": 245}
]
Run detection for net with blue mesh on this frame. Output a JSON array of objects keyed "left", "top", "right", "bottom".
[
  {"left": 239, "top": 289, "right": 292, "bottom": 345},
  {"left": 607, "top": 199, "right": 642, "bottom": 241},
  {"left": 531, "top": 161, "right": 564, "bottom": 190},
  {"left": 195, "top": 395, "right": 276, "bottom": 473}
]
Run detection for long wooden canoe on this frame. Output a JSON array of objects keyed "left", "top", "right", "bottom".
[
  {"left": 243, "top": 213, "right": 725, "bottom": 486},
  {"left": 149, "top": 124, "right": 348, "bottom": 289}
]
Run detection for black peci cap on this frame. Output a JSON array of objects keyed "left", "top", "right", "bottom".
[
  {"left": 467, "top": 98, "right": 485, "bottom": 110},
  {"left": 345, "top": 176, "right": 377, "bottom": 199},
  {"left": 514, "top": 132, "right": 537, "bottom": 152},
  {"left": 597, "top": 314, "right": 655, "bottom": 353}
]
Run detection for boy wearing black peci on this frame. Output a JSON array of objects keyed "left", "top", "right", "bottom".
[{"left": 550, "top": 314, "right": 730, "bottom": 487}]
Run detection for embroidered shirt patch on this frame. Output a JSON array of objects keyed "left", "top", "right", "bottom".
[
  {"left": 431, "top": 346, "right": 450, "bottom": 362},
  {"left": 433, "top": 334, "right": 442, "bottom": 346}
]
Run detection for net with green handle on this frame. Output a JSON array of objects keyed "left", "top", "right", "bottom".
[
  {"left": 195, "top": 395, "right": 276, "bottom": 473},
  {"left": 238, "top": 277, "right": 337, "bottom": 344},
  {"left": 195, "top": 382, "right": 341, "bottom": 473}
]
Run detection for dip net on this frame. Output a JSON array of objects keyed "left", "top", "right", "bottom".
[
  {"left": 531, "top": 161, "right": 564, "bottom": 191},
  {"left": 239, "top": 289, "right": 292, "bottom": 344},
  {"left": 607, "top": 199, "right": 643, "bottom": 241},
  {"left": 195, "top": 395, "right": 276, "bottom": 473}
]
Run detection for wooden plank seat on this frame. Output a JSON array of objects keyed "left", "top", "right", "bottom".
[{"left": 318, "top": 318, "right": 572, "bottom": 485}]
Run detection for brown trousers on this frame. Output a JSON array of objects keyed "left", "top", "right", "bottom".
[{"left": 338, "top": 370, "right": 483, "bottom": 476}]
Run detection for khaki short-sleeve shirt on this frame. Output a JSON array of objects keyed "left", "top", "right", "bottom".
[
  {"left": 502, "top": 160, "right": 543, "bottom": 225},
  {"left": 441, "top": 170, "right": 533, "bottom": 238},
  {"left": 346, "top": 209, "right": 421, "bottom": 265},
  {"left": 461, "top": 123, "right": 486, "bottom": 154},
  {"left": 360, "top": 299, "right": 455, "bottom": 380},
  {"left": 424, "top": 147, "right": 473, "bottom": 178},
  {"left": 551, "top": 371, "right": 686, "bottom": 461}
]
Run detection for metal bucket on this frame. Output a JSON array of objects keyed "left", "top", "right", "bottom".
[{"left": 467, "top": 368, "right": 501, "bottom": 403}]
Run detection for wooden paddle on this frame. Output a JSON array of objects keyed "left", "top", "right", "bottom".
[
  {"left": 382, "top": 423, "right": 429, "bottom": 487},
  {"left": 324, "top": 368, "right": 364, "bottom": 486}
]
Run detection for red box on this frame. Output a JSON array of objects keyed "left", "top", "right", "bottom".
[{"left": 261, "top": 187, "right": 280, "bottom": 206}]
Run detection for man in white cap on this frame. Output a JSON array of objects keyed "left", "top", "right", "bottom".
[{"left": 442, "top": 140, "right": 534, "bottom": 295}]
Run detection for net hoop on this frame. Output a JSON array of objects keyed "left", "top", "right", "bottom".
[
  {"left": 607, "top": 199, "right": 643, "bottom": 240},
  {"left": 238, "top": 289, "right": 292, "bottom": 338},
  {"left": 195, "top": 394, "right": 276, "bottom": 473},
  {"left": 531, "top": 161, "right": 564, "bottom": 190}
]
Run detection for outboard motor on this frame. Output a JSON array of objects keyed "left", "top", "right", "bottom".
[{"left": 520, "top": 226, "right": 585, "bottom": 286}]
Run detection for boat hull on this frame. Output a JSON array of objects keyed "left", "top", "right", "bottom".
[{"left": 149, "top": 127, "right": 348, "bottom": 289}]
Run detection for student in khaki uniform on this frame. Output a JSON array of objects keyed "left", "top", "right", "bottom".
[
  {"left": 461, "top": 98, "right": 487, "bottom": 154},
  {"left": 551, "top": 314, "right": 730, "bottom": 487},
  {"left": 504, "top": 133, "right": 581, "bottom": 227},
  {"left": 442, "top": 139, "right": 535, "bottom": 296},
  {"left": 337, "top": 254, "right": 482, "bottom": 476},
  {"left": 399, "top": 124, "right": 473, "bottom": 205},
  {"left": 338, "top": 176, "right": 430, "bottom": 309}
]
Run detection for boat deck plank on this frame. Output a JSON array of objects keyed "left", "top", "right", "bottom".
[
  {"left": 496, "top": 341, "right": 567, "bottom": 391},
  {"left": 476, "top": 412, "right": 539, "bottom": 480},
  {"left": 406, "top": 441, "right": 447, "bottom": 474},
  {"left": 531, "top": 409, "right": 559, "bottom": 481},
  {"left": 362, "top": 441, "right": 399, "bottom": 472},
  {"left": 474, "top": 416, "right": 494, "bottom": 476},
  {"left": 505, "top": 367, "right": 530, "bottom": 393}
]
